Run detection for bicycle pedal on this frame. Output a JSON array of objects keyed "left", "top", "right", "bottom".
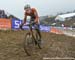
[{"left": 38, "top": 40, "right": 41, "bottom": 44}]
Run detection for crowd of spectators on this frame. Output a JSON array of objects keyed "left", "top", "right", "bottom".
[
  {"left": 0, "top": 9, "right": 19, "bottom": 20},
  {"left": 0, "top": 10, "right": 8, "bottom": 18}
]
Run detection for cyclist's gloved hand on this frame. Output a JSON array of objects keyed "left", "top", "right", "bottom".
[{"left": 19, "top": 24, "right": 24, "bottom": 30}]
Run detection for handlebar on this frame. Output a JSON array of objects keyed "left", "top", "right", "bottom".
[
  {"left": 20, "top": 22, "right": 35, "bottom": 30},
  {"left": 25, "top": 22, "right": 35, "bottom": 26}
]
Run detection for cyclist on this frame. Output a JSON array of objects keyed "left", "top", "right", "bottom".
[{"left": 20, "top": 4, "right": 41, "bottom": 44}]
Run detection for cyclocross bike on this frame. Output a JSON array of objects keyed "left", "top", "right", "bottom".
[{"left": 21, "top": 22, "right": 42, "bottom": 56}]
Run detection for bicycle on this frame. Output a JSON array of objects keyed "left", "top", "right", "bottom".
[{"left": 21, "top": 22, "right": 42, "bottom": 56}]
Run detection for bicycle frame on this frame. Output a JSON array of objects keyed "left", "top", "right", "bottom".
[
  {"left": 23, "top": 23, "right": 42, "bottom": 56},
  {"left": 25, "top": 23, "right": 36, "bottom": 41}
]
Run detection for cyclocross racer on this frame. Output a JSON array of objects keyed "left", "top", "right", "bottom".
[{"left": 20, "top": 4, "right": 41, "bottom": 44}]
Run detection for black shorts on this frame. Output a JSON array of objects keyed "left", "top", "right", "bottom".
[{"left": 29, "top": 21, "right": 40, "bottom": 30}]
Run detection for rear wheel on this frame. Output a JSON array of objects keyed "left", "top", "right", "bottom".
[{"left": 35, "top": 33, "right": 42, "bottom": 49}]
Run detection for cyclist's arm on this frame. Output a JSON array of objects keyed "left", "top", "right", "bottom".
[
  {"left": 24, "top": 12, "right": 27, "bottom": 24},
  {"left": 34, "top": 9, "right": 39, "bottom": 23}
]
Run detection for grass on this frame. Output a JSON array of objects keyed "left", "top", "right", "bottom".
[{"left": 0, "top": 30, "right": 75, "bottom": 60}]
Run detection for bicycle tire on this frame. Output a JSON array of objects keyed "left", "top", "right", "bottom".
[
  {"left": 23, "top": 33, "right": 35, "bottom": 56},
  {"left": 35, "top": 33, "right": 42, "bottom": 49}
]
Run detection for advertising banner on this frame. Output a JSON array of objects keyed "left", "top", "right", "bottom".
[
  {"left": 12, "top": 18, "right": 22, "bottom": 29},
  {"left": 50, "top": 27, "right": 63, "bottom": 34},
  {"left": 12, "top": 18, "right": 51, "bottom": 32},
  {"left": 40, "top": 25, "right": 51, "bottom": 32},
  {"left": 0, "top": 18, "right": 11, "bottom": 30}
]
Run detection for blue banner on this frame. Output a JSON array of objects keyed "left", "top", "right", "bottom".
[
  {"left": 12, "top": 18, "right": 51, "bottom": 32},
  {"left": 40, "top": 25, "right": 51, "bottom": 32},
  {"left": 12, "top": 18, "right": 22, "bottom": 29}
]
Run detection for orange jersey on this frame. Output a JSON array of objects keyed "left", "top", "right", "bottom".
[{"left": 24, "top": 8, "right": 39, "bottom": 23}]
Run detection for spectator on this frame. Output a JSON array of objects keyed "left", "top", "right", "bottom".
[{"left": 0, "top": 10, "right": 8, "bottom": 18}]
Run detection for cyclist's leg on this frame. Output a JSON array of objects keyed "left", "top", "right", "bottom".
[
  {"left": 29, "top": 24, "right": 38, "bottom": 45},
  {"left": 29, "top": 20, "right": 35, "bottom": 34},
  {"left": 34, "top": 24, "right": 41, "bottom": 41},
  {"left": 29, "top": 24, "right": 33, "bottom": 34}
]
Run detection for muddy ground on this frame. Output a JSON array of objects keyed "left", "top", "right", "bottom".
[{"left": 0, "top": 30, "right": 75, "bottom": 60}]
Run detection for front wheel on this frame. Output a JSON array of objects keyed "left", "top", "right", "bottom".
[{"left": 23, "top": 33, "right": 35, "bottom": 56}]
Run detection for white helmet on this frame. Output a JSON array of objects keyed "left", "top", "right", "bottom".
[{"left": 24, "top": 4, "right": 31, "bottom": 9}]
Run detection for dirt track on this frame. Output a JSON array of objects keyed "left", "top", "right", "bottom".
[{"left": 0, "top": 30, "right": 75, "bottom": 60}]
